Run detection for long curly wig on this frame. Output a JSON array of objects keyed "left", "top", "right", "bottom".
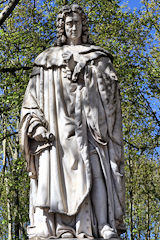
[{"left": 54, "top": 4, "right": 93, "bottom": 46}]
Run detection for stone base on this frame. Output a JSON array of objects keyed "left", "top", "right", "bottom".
[{"left": 29, "top": 238, "right": 121, "bottom": 240}]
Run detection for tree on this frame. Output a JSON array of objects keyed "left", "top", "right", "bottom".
[
  {"left": 0, "top": 0, "right": 159, "bottom": 239},
  {"left": 0, "top": 0, "right": 20, "bottom": 26}
]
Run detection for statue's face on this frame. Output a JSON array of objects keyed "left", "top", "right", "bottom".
[{"left": 65, "top": 12, "right": 82, "bottom": 41}]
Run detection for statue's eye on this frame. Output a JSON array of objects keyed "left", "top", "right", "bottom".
[{"left": 66, "top": 22, "right": 72, "bottom": 27}]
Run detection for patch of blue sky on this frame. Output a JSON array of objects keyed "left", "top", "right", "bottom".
[{"left": 120, "top": 0, "right": 143, "bottom": 11}]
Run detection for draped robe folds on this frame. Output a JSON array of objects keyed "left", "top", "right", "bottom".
[{"left": 19, "top": 44, "right": 125, "bottom": 237}]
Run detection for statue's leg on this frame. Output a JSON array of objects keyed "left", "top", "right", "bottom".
[
  {"left": 28, "top": 156, "right": 56, "bottom": 239},
  {"left": 89, "top": 145, "right": 118, "bottom": 239},
  {"left": 75, "top": 195, "right": 94, "bottom": 238},
  {"left": 89, "top": 146, "right": 107, "bottom": 227},
  {"left": 55, "top": 213, "right": 75, "bottom": 238}
]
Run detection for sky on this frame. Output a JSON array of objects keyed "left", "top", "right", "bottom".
[{"left": 121, "top": 0, "right": 143, "bottom": 10}]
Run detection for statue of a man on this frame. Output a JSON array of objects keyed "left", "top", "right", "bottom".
[{"left": 20, "top": 4, "right": 125, "bottom": 240}]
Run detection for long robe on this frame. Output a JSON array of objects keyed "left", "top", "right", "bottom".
[{"left": 19, "top": 44, "right": 125, "bottom": 237}]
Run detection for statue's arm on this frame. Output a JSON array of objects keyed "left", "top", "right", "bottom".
[
  {"left": 20, "top": 73, "right": 50, "bottom": 148},
  {"left": 97, "top": 56, "right": 118, "bottom": 81},
  {"left": 95, "top": 56, "right": 123, "bottom": 145}
]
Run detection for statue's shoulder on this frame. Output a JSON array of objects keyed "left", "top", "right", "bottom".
[
  {"left": 33, "top": 45, "right": 113, "bottom": 66},
  {"left": 30, "top": 45, "right": 114, "bottom": 77},
  {"left": 90, "top": 45, "right": 114, "bottom": 62},
  {"left": 34, "top": 46, "right": 65, "bottom": 67},
  {"left": 30, "top": 46, "right": 65, "bottom": 77},
  {"left": 79, "top": 44, "right": 114, "bottom": 63}
]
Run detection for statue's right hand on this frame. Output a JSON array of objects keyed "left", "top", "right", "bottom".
[{"left": 31, "top": 126, "right": 49, "bottom": 142}]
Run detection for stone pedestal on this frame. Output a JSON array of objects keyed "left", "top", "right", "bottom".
[{"left": 29, "top": 238, "right": 121, "bottom": 240}]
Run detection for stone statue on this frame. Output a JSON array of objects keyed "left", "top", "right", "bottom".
[{"left": 19, "top": 4, "right": 125, "bottom": 240}]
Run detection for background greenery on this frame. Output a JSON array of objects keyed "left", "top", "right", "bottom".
[{"left": 0, "top": 0, "right": 159, "bottom": 239}]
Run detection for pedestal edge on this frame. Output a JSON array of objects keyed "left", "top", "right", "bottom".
[{"left": 29, "top": 238, "right": 121, "bottom": 240}]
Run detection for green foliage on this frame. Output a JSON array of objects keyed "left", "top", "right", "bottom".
[{"left": 0, "top": 0, "right": 159, "bottom": 239}]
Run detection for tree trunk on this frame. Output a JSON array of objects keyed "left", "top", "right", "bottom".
[
  {"left": 3, "top": 115, "right": 12, "bottom": 240},
  {"left": 147, "top": 191, "right": 150, "bottom": 240},
  {"left": 128, "top": 146, "right": 134, "bottom": 240},
  {"left": 0, "top": 0, "right": 20, "bottom": 26}
]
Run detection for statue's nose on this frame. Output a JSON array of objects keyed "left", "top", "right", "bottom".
[{"left": 72, "top": 24, "right": 76, "bottom": 30}]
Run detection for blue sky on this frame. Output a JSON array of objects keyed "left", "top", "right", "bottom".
[{"left": 121, "top": 0, "right": 142, "bottom": 10}]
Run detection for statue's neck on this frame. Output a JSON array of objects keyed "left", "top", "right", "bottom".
[{"left": 66, "top": 38, "right": 82, "bottom": 46}]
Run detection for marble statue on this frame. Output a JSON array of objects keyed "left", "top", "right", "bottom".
[{"left": 19, "top": 4, "right": 125, "bottom": 240}]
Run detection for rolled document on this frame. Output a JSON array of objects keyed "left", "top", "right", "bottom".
[{"left": 46, "top": 133, "right": 55, "bottom": 141}]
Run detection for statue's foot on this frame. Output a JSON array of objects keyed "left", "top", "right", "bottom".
[
  {"left": 61, "top": 232, "right": 74, "bottom": 238},
  {"left": 100, "top": 225, "right": 118, "bottom": 239},
  {"left": 35, "top": 222, "right": 50, "bottom": 238},
  {"left": 36, "top": 230, "right": 50, "bottom": 238},
  {"left": 27, "top": 224, "right": 50, "bottom": 238}
]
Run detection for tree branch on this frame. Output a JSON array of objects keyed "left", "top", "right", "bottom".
[
  {"left": 0, "top": 0, "right": 20, "bottom": 26},
  {"left": 140, "top": 92, "right": 160, "bottom": 127},
  {"left": 0, "top": 66, "right": 32, "bottom": 73},
  {"left": 0, "top": 0, "right": 7, "bottom": 4},
  {"left": 0, "top": 131, "right": 18, "bottom": 141},
  {"left": 124, "top": 139, "right": 142, "bottom": 150}
]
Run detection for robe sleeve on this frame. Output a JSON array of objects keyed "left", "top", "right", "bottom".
[
  {"left": 96, "top": 56, "right": 125, "bottom": 207},
  {"left": 19, "top": 72, "right": 49, "bottom": 176}
]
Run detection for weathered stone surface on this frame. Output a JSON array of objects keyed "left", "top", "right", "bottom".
[
  {"left": 20, "top": 4, "right": 125, "bottom": 240},
  {"left": 29, "top": 238, "right": 121, "bottom": 240}
]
